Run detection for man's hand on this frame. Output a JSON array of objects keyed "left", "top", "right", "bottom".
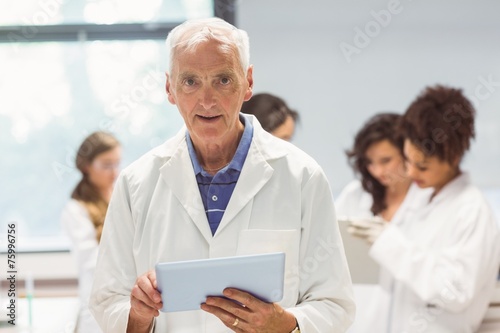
[
  {"left": 127, "top": 270, "right": 163, "bottom": 333},
  {"left": 201, "top": 288, "right": 297, "bottom": 332},
  {"left": 347, "top": 218, "right": 388, "bottom": 245}
]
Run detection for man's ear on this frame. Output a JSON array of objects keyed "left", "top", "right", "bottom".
[
  {"left": 166, "top": 73, "right": 176, "bottom": 105},
  {"left": 243, "top": 65, "right": 254, "bottom": 101}
]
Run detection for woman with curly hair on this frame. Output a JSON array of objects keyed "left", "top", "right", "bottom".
[
  {"left": 350, "top": 86, "right": 500, "bottom": 332},
  {"left": 336, "top": 112, "right": 427, "bottom": 225}
]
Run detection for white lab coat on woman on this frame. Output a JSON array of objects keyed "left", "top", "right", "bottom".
[
  {"left": 61, "top": 199, "right": 103, "bottom": 333},
  {"left": 335, "top": 180, "right": 432, "bottom": 333},
  {"left": 369, "top": 173, "right": 500, "bottom": 333},
  {"left": 335, "top": 180, "right": 374, "bottom": 220},
  {"left": 89, "top": 115, "right": 355, "bottom": 333}
]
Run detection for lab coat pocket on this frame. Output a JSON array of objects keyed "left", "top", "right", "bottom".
[{"left": 236, "top": 229, "right": 300, "bottom": 307}]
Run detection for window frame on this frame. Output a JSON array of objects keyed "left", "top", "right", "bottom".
[{"left": 0, "top": 0, "right": 236, "bottom": 43}]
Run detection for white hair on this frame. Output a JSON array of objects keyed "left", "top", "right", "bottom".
[{"left": 165, "top": 17, "right": 250, "bottom": 74}]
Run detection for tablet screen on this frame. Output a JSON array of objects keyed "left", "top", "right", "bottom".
[{"left": 155, "top": 252, "right": 285, "bottom": 312}]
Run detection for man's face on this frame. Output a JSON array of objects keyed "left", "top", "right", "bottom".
[{"left": 166, "top": 39, "right": 253, "bottom": 146}]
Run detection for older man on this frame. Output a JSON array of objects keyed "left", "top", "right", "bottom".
[{"left": 90, "top": 18, "right": 355, "bottom": 332}]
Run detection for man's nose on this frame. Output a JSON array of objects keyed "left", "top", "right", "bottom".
[{"left": 199, "top": 88, "right": 216, "bottom": 110}]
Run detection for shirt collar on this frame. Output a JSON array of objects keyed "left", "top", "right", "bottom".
[
  {"left": 430, "top": 171, "right": 470, "bottom": 204},
  {"left": 186, "top": 113, "right": 254, "bottom": 175}
]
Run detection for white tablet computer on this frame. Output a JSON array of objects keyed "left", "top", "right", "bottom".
[{"left": 155, "top": 252, "right": 285, "bottom": 312}]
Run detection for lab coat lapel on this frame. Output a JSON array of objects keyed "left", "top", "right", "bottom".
[
  {"left": 158, "top": 136, "right": 213, "bottom": 244},
  {"left": 215, "top": 137, "right": 275, "bottom": 235}
]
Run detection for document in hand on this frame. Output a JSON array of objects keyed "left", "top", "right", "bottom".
[
  {"left": 338, "top": 217, "right": 380, "bottom": 284},
  {"left": 155, "top": 252, "right": 285, "bottom": 312}
]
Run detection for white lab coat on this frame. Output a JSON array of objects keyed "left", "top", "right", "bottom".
[
  {"left": 370, "top": 173, "right": 500, "bottom": 332},
  {"left": 335, "top": 180, "right": 432, "bottom": 333},
  {"left": 335, "top": 180, "right": 374, "bottom": 220},
  {"left": 89, "top": 115, "right": 355, "bottom": 333},
  {"left": 61, "top": 199, "right": 103, "bottom": 333}
]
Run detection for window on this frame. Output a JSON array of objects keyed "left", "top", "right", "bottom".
[
  {"left": 1, "top": 0, "right": 214, "bottom": 25},
  {"left": 0, "top": 0, "right": 236, "bottom": 251}
]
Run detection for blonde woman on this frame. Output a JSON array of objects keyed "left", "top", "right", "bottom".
[{"left": 61, "top": 131, "right": 121, "bottom": 332}]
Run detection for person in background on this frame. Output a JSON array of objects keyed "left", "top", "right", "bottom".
[
  {"left": 336, "top": 112, "right": 429, "bottom": 224},
  {"left": 335, "top": 113, "right": 431, "bottom": 333},
  {"left": 61, "top": 131, "right": 121, "bottom": 333},
  {"left": 89, "top": 17, "right": 355, "bottom": 333},
  {"left": 349, "top": 85, "right": 500, "bottom": 332},
  {"left": 240, "top": 92, "right": 299, "bottom": 141}
]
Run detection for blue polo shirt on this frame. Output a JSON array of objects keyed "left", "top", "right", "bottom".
[{"left": 186, "top": 114, "right": 254, "bottom": 236}]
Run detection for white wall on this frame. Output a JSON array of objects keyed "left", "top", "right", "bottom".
[{"left": 237, "top": 0, "right": 500, "bottom": 195}]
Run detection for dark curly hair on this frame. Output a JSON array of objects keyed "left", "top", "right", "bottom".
[
  {"left": 346, "top": 113, "right": 404, "bottom": 215},
  {"left": 400, "top": 85, "right": 475, "bottom": 164},
  {"left": 240, "top": 93, "right": 299, "bottom": 132}
]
